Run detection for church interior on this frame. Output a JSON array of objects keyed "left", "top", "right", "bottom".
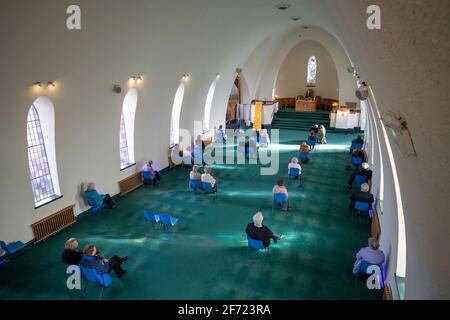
[{"left": 0, "top": 0, "right": 449, "bottom": 301}]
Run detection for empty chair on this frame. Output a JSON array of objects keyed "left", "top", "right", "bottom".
[
  {"left": 144, "top": 210, "right": 160, "bottom": 224},
  {"left": 351, "top": 142, "right": 363, "bottom": 151},
  {"left": 159, "top": 214, "right": 179, "bottom": 228},
  {"left": 299, "top": 152, "right": 309, "bottom": 163},
  {"left": 352, "top": 201, "right": 373, "bottom": 221},
  {"left": 307, "top": 137, "right": 316, "bottom": 150},
  {"left": 0, "top": 240, "right": 25, "bottom": 255}
]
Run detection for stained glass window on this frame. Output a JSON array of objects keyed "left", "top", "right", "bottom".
[
  {"left": 27, "top": 105, "right": 56, "bottom": 205},
  {"left": 119, "top": 112, "right": 131, "bottom": 169},
  {"left": 307, "top": 56, "right": 317, "bottom": 86}
]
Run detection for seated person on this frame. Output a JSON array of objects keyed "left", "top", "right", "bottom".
[
  {"left": 348, "top": 162, "right": 373, "bottom": 188},
  {"left": 142, "top": 160, "right": 161, "bottom": 185},
  {"left": 259, "top": 129, "right": 271, "bottom": 147},
  {"left": 353, "top": 238, "right": 385, "bottom": 275},
  {"left": 350, "top": 183, "right": 374, "bottom": 211},
  {"left": 299, "top": 142, "right": 310, "bottom": 163},
  {"left": 85, "top": 182, "right": 116, "bottom": 209},
  {"left": 201, "top": 166, "right": 218, "bottom": 192},
  {"left": 190, "top": 165, "right": 202, "bottom": 181},
  {"left": 311, "top": 125, "right": 320, "bottom": 141},
  {"left": 273, "top": 179, "right": 292, "bottom": 211},
  {"left": 215, "top": 125, "right": 227, "bottom": 143},
  {"left": 79, "top": 244, "right": 128, "bottom": 278},
  {"left": 319, "top": 125, "right": 327, "bottom": 144},
  {"left": 61, "top": 238, "right": 83, "bottom": 265},
  {"left": 350, "top": 135, "right": 365, "bottom": 153},
  {"left": 248, "top": 138, "right": 258, "bottom": 158},
  {"left": 288, "top": 157, "right": 302, "bottom": 179},
  {"left": 245, "top": 212, "right": 281, "bottom": 248}
]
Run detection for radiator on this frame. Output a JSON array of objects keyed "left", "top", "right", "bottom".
[
  {"left": 383, "top": 283, "right": 393, "bottom": 300},
  {"left": 31, "top": 205, "right": 76, "bottom": 243},
  {"left": 119, "top": 171, "right": 144, "bottom": 196}
]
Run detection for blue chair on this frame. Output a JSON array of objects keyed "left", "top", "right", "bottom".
[
  {"left": 202, "top": 182, "right": 217, "bottom": 197},
  {"left": 0, "top": 240, "right": 25, "bottom": 255},
  {"left": 159, "top": 214, "right": 179, "bottom": 230},
  {"left": 350, "top": 142, "right": 363, "bottom": 152},
  {"left": 79, "top": 266, "right": 112, "bottom": 300},
  {"left": 272, "top": 193, "right": 288, "bottom": 212},
  {"left": 307, "top": 138, "right": 316, "bottom": 149},
  {"left": 357, "top": 260, "right": 386, "bottom": 289},
  {"left": 352, "top": 201, "right": 373, "bottom": 223},
  {"left": 142, "top": 171, "right": 154, "bottom": 184},
  {"left": 144, "top": 210, "right": 160, "bottom": 224},
  {"left": 299, "top": 152, "right": 309, "bottom": 163},
  {"left": 288, "top": 167, "right": 300, "bottom": 179},
  {"left": 351, "top": 156, "right": 364, "bottom": 167},
  {"left": 247, "top": 236, "right": 269, "bottom": 257},
  {"left": 189, "top": 179, "right": 202, "bottom": 192},
  {"left": 353, "top": 174, "right": 368, "bottom": 186}
]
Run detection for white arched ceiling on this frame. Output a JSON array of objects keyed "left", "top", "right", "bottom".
[{"left": 0, "top": 0, "right": 448, "bottom": 300}]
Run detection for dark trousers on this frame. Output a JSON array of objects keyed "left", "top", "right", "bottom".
[
  {"left": 103, "top": 194, "right": 116, "bottom": 208},
  {"left": 153, "top": 171, "right": 161, "bottom": 185},
  {"left": 107, "top": 255, "right": 125, "bottom": 277}
]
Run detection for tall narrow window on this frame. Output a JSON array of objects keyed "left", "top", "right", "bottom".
[
  {"left": 119, "top": 88, "right": 137, "bottom": 170},
  {"left": 169, "top": 83, "right": 185, "bottom": 147},
  {"left": 307, "top": 56, "right": 317, "bottom": 86},
  {"left": 27, "top": 97, "right": 61, "bottom": 208},
  {"left": 203, "top": 79, "right": 217, "bottom": 132}
]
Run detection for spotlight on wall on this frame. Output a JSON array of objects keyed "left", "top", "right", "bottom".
[
  {"left": 47, "top": 81, "right": 56, "bottom": 88},
  {"left": 290, "top": 16, "right": 302, "bottom": 21},
  {"left": 235, "top": 68, "right": 242, "bottom": 75},
  {"left": 275, "top": 3, "right": 290, "bottom": 11},
  {"left": 355, "top": 83, "right": 369, "bottom": 101},
  {"left": 182, "top": 73, "right": 191, "bottom": 81},
  {"left": 113, "top": 84, "right": 122, "bottom": 94},
  {"left": 131, "top": 75, "right": 143, "bottom": 81},
  {"left": 347, "top": 66, "right": 355, "bottom": 74},
  {"left": 216, "top": 73, "right": 221, "bottom": 79},
  {"left": 33, "top": 82, "right": 43, "bottom": 87}
]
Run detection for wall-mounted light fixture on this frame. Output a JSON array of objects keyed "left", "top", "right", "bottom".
[
  {"left": 33, "top": 82, "right": 43, "bottom": 87},
  {"left": 216, "top": 73, "right": 222, "bottom": 79},
  {"left": 131, "top": 75, "right": 143, "bottom": 81},
  {"left": 182, "top": 73, "right": 191, "bottom": 81},
  {"left": 47, "top": 81, "right": 56, "bottom": 87}
]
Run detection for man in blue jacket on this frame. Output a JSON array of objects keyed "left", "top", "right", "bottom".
[{"left": 79, "top": 244, "right": 128, "bottom": 278}]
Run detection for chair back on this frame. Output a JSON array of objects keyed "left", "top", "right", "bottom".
[
  {"left": 273, "top": 193, "right": 287, "bottom": 204},
  {"left": 355, "top": 201, "right": 370, "bottom": 212},
  {"left": 307, "top": 138, "right": 316, "bottom": 147},
  {"left": 159, "top": 214, "right": 178, "bottom": 226},
  {"left": 299, "top": 152, "right": 308, "bottom": 161},
  {"left": 80, "top": 266, "right": 112, "bottom": 287},
  {"left": 289, "top": 167, "right": 300, "bottom": 177},
  {"left": 0, "top": 241, "right": 8, "bottom": 253},
  {"left": 352, "top": 156, "right": 363, "bottom": 166},
  {"left": 202, "top": 182, "right": 214, "bottom": 192},
  {"left": 354, "top": 174, "right": 368, "bottom": 186},
  {"left": 144, "top": 210, "right": 160, "bottom": 223},
  {"left": 247, "top": 236, "right": 265, "bottom": 250},
  {"left": 351, "top": 142, "right": 363, "bottom": 150},
  {"left": 142, "top": 171, "right": 153, "bottom": 181},
  {"left": 190, "top": 179, "right": 201, "bottom": 191}
]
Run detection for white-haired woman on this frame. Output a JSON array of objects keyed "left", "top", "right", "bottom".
[
  {"left": 85, "top": 182, "right": 116, "bottom": 209},
  {"left": 288, "top": 157, "right": 302, "bottom": 180},
  {"left": 245, "top": 212, "right": 281, "bottom": 248},
  {"left": 350, "top": 183, "right": 374, "bottom": 211},
  {"left": 353, "top": 238, "right": 385, "bottom": 275},
  {"left": 201, "top": 166, "right": 218, "bottom": 192},
  {"left": 319, "top": 125, "right": 327, "bottom": 144},
  {"left": 61, "top": 238, "right": 83, "bottom": 265}
]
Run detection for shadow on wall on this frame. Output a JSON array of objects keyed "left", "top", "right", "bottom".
[{"left": 77, "top": 182, "right": 89, "bottom": 208}]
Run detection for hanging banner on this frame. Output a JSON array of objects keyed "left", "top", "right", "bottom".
[{"left": 254, "top": 101, "right": 263, "bottom": 130}]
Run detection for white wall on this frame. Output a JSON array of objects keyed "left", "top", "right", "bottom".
[
  {"left": 0, "top": 0, "right": 449, "bottom": 299},
  {"left": 275, "top": 40, "right": 339, "bottom": 100}
]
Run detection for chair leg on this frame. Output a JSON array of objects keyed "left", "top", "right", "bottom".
[{"left": 99, "top": 287, "right": 104, "bottom": 300}]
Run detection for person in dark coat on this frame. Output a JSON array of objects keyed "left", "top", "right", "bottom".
[
  {"left": 61, "top": 238, "right": 83, "bottom": 265},
  {"left": 79, "top": 244, "right": 128, "bottom": 278},
  {"left": 245, "top": 212, "right": 281, "bottom": 248}
]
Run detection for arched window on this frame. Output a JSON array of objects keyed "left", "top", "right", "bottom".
[
  {"left": 203, "top": 79, "right": 217, "bottom": 132},
  {"left": 27, "top": 97, "right": 61, "bottom": 207},
  {"left": 120, "top": 89, "right": 138, "bottom": 170},
  {"left": 307, "top": 56, "right": 317, "bottom": 86},
  {"left": 169, "top": 83, "right": 185, "bottom": 147}
]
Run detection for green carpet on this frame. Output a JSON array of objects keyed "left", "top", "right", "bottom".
[
  {"left": 272, "top": 110, "right": 330, "bottom": 131},
  {"left": 0, "top": 129, "right": 380, "bottom": 300}
]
